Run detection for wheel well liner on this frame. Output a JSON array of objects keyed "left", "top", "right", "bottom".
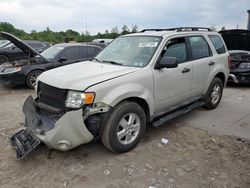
[
  {"left": 120, "top": 97, "right": 151, "bottom": 122},
  {"left": 214, "top": 72, "right": 226, "bottom": 86}
]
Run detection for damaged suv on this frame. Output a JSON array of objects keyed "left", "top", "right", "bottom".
[{"left": 11, "top": 27, "right": 230, "bottom": 158}]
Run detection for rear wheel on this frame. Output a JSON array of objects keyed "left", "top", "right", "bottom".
[
  {"left": 101, "top": 101, "right": 146, "bottom": 153},
  {"left": 203, "top": 77, "right": 223, "bottom": 110},
  {"left": 0, "top": 55, "right": 8, "bottom": 64},
  {"left": 26, "top": 70, "right": 43, "bottom": 89}
]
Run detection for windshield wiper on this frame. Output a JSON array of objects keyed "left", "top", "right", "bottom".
[
  {"left": 93, "top": 58, "right": 102, "bottom": 63},
  {"left": 103, "top": 60, "right": 123, "bottom": 65}
]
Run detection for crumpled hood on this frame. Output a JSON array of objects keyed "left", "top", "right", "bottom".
[{"left": 38, "top": 61, "right": 141, "bottom": 90}]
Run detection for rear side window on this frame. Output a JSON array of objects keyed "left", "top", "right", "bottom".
[
  {"left": 161, "top": 37, "right": 188, "bottom": 63},
  {"left": 188, "top": 36, "right": 211, "bottom": 60},
  {"left": 208, "top": 35, "right": 226, "bottom": 54},
  {"left": 87, "top": 47, "right": 98, "bottom": 58},
  {"left": 79, "top": 46, "right": 88, "bottom": 58},
  {"left": 61, "top": 47, "right": 80, "bottom": 60}
]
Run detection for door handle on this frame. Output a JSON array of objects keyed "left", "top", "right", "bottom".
[
  {"left": 182, "top": 68, "right": 191, "bottom": 73},
  {"left": 209, "top": 61, "right": 215, "bottom": 66}
]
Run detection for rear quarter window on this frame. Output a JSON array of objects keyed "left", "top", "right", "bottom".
[{"left": 208, "top": 35, "right": 226, "bottom": 54}]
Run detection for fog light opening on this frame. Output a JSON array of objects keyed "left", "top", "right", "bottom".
[{"left": 57, "top": 140, "right": 71, "bottom": 151}]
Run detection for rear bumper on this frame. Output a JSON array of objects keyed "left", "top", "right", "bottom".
[{"left": 22, "top": 96, "right": 94, "bottom": 151}]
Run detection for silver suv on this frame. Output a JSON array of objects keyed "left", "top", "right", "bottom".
[{"left": 11, "top": 27, "right": 230, "bottom": 158}]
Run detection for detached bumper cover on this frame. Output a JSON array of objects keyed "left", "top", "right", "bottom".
[
  {"left": 229, "top": 70, "right": 250, "bottom": 83},
  {"left": 21, "top": 96, "right": 94, "bottom": 151}
]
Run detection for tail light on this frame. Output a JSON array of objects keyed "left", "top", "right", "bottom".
[{"left": 228, "top": 55, "right": 232, "bottom": 68}]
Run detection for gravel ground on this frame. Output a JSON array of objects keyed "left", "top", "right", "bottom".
[{"left": 0, "top": 85, "right": 249, "bottom": 188}]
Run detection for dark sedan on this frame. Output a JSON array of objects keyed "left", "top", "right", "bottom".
[{"left": 0, "top": 32, "right": 103, "bottom": 88}]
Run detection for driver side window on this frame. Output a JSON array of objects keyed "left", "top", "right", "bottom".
[{"left": 161, "top": 37, "right": 188, "bottom": 63}]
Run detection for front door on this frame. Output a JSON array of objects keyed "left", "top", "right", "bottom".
[{"left": 153, "top": 37, "right": 193, "bottom": 113}]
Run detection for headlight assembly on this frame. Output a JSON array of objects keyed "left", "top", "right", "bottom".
[
  {"left": 1, "top": 66, "right": 21, "bottom": 74},
  {"left": 238, "top": 63, "right": 250, "bottom": 69},
  {"left": 65, "top": 91, "right": 95, "bottom": 109}
]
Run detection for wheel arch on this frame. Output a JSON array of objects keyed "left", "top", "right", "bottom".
[
  {"left": 214, "top": 72, "right": 226, "bottom": 86},
  {"left": 118, "top": 97, "right": 151, "bottom": 123}
]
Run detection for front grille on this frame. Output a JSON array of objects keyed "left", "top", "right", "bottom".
[{"left": 38, "top": 82, "right": 67, "bottom": 111}]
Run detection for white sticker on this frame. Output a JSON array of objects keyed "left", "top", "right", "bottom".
[{"left": 139, "top": 42, "right": 158, "bottom": 48}]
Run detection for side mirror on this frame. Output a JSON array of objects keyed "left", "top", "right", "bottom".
[
  {"left": 58, "top": 57, "right": 67, "bottom": 62},
  {"left": 156, "top": 56, "right": 178, "bottom": 69}
]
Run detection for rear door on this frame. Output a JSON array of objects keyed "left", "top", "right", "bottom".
[
  {"left": 153, "top": 36, "right": 193, "bottom": 113},
  {"left": 187, "top": 35, "right": 214, "bottom": 94}
]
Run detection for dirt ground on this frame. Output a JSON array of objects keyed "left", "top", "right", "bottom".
[{"left": 0, "top": 85, "right": 249, "bottom": 188}]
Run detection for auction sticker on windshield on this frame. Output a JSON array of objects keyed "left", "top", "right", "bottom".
[{"left": 139, "top": 42, "right": 158, "bottom": 48}]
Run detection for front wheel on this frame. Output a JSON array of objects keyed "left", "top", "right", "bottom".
[
  {"left": 101, "top": 101, "right": 146, "bottom": 153},
  {"left": 203, "top": 77, "right": 223, "bottom": 110},
  {"left": 26, "top": 70, "right": 43, "bottom": 89}
]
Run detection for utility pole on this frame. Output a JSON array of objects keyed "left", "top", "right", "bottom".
[{"left": 85, "top": 18, "right": 88, "bottom": 35}]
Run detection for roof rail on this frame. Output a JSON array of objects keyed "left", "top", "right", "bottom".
[{"left": 141, "top": 27, "right": 212, "bottom": 32}]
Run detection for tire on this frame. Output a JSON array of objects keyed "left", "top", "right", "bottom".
[
  {"left": 0, "top": 55, "right": 8, "bottom": 64},
  {"left": 26, "top": 70, "right": 43, "bottom": 89},
  {"left": 203, "top": 77, "right": 223, "bottom": 110},
  {"left": 101, "top": 101, "right": 146, "bottom": 153}
]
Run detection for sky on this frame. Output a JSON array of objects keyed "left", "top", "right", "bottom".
[{"left": 0, "top": 0, "right": 249, "bottom": 34}]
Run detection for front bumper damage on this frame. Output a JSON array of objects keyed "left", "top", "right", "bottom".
[{"left": 11, "top": 95, "right": 109, "bottom": 158}]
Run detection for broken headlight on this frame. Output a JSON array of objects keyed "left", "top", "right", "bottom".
[
  {"left": 65, "top": 91, "right": 95, "bottom": 109},
  {"left": 1, "top": 66, "right": 21, "bottom": 74},
  {"left": 238, "top": 63, "right": 250, "bottom": 69}
]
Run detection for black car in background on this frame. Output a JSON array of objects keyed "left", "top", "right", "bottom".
[
  {"left": 219, "top": 29, "right": 250, "bottom": 84},
  {"left": 0, "top": 37, "right": 51, "bottom": 63},
  {"left": 0, "top": 32, "right": 103, "bottom": 88}
]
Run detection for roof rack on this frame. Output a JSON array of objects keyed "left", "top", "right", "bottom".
[{"left": 141, "top": 27, "right": 212, "bottom": 32}]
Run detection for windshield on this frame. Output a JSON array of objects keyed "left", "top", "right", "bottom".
[
  {"left": 41, "top": 46, "right": 65, "bottom": 60},
  {"left": 0, "top": 41, "right": 12, "bottom": 48},
  {"left": 95, "top": 36, "right": 161, "bottom": 67}
]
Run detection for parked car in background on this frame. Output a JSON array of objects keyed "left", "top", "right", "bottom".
[
  {"left": 220, "top": 29, "right": 250, "bottom": 83},
  {"left": 92, "top": 38, "right": 113, "bottom": 44},
  {"left": 0, "top": 32, "right": 103, "bottom": 88},
  {"left": 11, "top": 27, "right": 230, "bottom": 158},
  {"left": 82, "top": 42, "right": 109, "bottom": 49},
  {"left": 0, "top": 33, "right": 51, "bottom": 64}
]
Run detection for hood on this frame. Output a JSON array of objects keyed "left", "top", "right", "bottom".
[
  {"left": 38, "top": 61, "right": 141, "bottom": 90},
  {"left": 0, "top": 32, "right": 48, "bottom": 62},
  {"left": 220, "top": 29, "right": 250, "bottom": 51},
  {"left": 0, "top": 32, "right": 39, "bottom": 57}
]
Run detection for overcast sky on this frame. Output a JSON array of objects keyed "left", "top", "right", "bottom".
[{"left": 0, "top": 0, "right": 249, "bottom": 34}]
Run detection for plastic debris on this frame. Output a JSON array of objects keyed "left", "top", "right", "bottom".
[
  {"left": 104, "top": 169, "right": 110, "bottom": 175},
  {"left": 161, "top": 138, "right": 169, "bottom": 144}
]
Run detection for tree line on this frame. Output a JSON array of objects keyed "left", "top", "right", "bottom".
[{"left": 0, "top": 22, "right": 139, "bottom": 43}]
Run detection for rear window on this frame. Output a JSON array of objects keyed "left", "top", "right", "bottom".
[{"left": 208, "top": 35, "right": 226, "bottom": 54}]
